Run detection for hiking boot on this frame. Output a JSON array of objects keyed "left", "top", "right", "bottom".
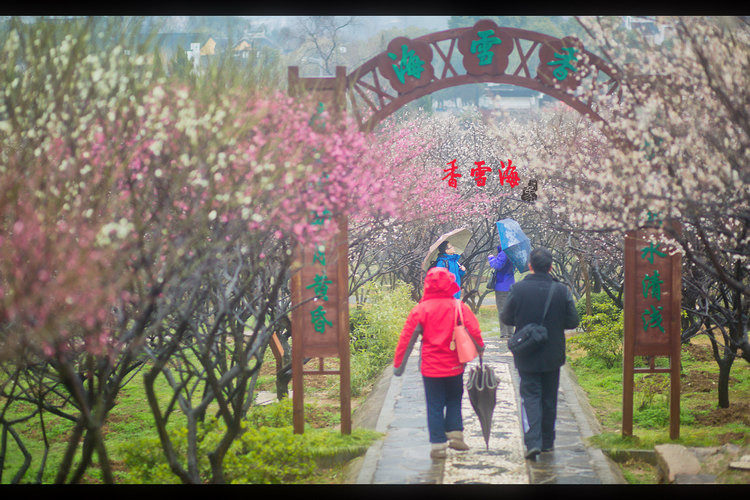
[
  {"left": 430, "top": 442, "right": 448, "bottom": 459},
  {"left": 446, "top": 430, "right": 470, "bottom": 451}
]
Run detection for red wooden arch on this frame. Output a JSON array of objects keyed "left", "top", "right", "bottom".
[{"left": 343, "top": 22, "right": 622, "bottom": 132}]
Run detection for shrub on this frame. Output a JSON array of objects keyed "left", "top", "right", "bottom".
[
  {"left": 228, "top": 426, "right": 316, "bottom": 483},
  {"left": 121, "top": 436, "right": 183, "bottom": 484},
  {"left": 575, "top": 292, "right": 621, "bottom": 322},
  {"left": 246, "top": 397, "right": 294, "bottom": 428},
  {"left": 122, "top": 404, "right": 315, "bottom": 484},
  {"left": 569, "top": 309, "right": 624, "bottom": 368},
  {"left": 122, "top": 400, "right": 381, "bottom": 484},
  {"left": 349, "top": 280, "right": 415, "bottom": 396},
  {"left": 635, "top": 374, "right": 669, "bottom": 410}
]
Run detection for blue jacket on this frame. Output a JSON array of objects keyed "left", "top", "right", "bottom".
[
  {"left": 435, "top": 253, "right": 465, "bottom": 299},
  {"left": 488, "top": 247, "right": 515, "bottom": 292}
]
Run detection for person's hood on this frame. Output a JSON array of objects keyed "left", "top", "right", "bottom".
[{"left": 421, "top": 267, "right": 460, "bottom": 301}]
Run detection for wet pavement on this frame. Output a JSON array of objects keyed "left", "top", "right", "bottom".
[{"left": 350, "top": 330, "right": 625, "bottom": 485}]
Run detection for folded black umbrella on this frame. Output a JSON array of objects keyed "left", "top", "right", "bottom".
[{"left": 466, "top": 359, "right": 498, "bottom": 450}]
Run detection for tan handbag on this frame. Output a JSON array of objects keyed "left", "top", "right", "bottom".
[{"left": 451, "top": 300, "right": 478, "bottom": 364}]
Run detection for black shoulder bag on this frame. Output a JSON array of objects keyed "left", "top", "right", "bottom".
[
  {"left": 485, "top": 269, "right": 497, "bottom": 290},
  {"left": 507, "top": 283, "right": 557, "bottom": 356}
]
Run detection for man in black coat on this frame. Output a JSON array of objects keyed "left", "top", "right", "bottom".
[{"left": 501, "top": 247, "right": 579, "bottom": 460}]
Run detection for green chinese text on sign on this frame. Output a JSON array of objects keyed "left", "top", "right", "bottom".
[
  {"left": 547, "top": 47, "right": 578, "bottom": 81},
  {"left": 388, "top": 44, "right": 426, "bottom": 84},
  {"left": 470, "top": 29, "right": 502, "bottom": 66}
]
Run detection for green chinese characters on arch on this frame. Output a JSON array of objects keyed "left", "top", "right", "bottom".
[
  {"left": 388, "top": 44, "right": 426, "bottom": 84},
  {"left": 471, "top": 29, "right": 503, "bottom": 66},
  {"left": 547, "top": 47, "right": 578, "bottom": 81},
  {"left": 378, "top": 36, "right": 434, "bottom": 93},
  {"left": 458, "top": 19, "right": 513, "bottom": 76},
  {"left": 537, "top": 36, "right": 588, "bottom": 91}
]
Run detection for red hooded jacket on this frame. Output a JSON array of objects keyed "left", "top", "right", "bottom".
[{"left": 393, "top": 267, "right": 484, "bottom": 378}]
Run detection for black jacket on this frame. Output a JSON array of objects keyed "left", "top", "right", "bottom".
[{"left": 500, "top": 273, "right": 579, "bottom": 373}]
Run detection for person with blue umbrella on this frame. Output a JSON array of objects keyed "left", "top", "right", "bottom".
[
  {"left": 495, "top": 218, "right": 531, "bottom": 275},
  {"left": 487, "top": 247, "right": 515, "bottom": 338}
]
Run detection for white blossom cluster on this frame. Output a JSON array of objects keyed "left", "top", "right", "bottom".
[{"left": 484, "top": 17, "right": 749, "bottom": 298}]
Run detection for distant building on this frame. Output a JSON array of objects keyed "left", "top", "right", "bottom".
[
  {"left": 151, "top": 32, "right": 206, "bottom": 62},
  {"left": 241, "top": 25, "right": 282, "bottom": 51},
  {"left": 435, "top": 83, "right": 556, "bottom": 117},
  {"left": 149, "top": 30, "right": 278, "bottom": 74},
  {"left": 483, "top": 84, "right": 556, "bottom": 111},
  {"left": 623, "top": 16, "right": 674, "bottom": 45}
]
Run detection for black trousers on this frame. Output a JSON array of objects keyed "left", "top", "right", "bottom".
[{"left": 518, "top": 368, "right": 560, "bottom": 451}]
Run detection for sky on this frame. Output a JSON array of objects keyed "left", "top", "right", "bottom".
[{"left": 162, "top": 15, "right": 451, "bottom": 38}]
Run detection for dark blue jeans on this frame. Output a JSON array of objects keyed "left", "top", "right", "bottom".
[
  {"left": 518, "top": 368, "right": 560, "bottom": 451},
  {"left": 422, "top": 374, "right": 464, "bottom": 444}
]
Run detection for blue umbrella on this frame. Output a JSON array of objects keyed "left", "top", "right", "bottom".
[{"left": 495, "top": 219, "right": 531, "bottom": 273}]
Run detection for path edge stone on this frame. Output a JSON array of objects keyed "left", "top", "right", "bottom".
[{"left": 561, "top": 363, "right": 628, "bottom": 484}]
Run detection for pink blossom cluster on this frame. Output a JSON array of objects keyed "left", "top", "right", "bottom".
[
  {"left": 0, "top": 82, "right": 452, "bottom": 362},
  {"left": 367, "top": 116, "right": 496, "bottom": 227}
]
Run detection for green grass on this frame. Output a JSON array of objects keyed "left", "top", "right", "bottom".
[
  {"left": 569, "top": 343, "right": 750, "bottom": 448},
  {"left": 1, "top": 344, "right": 381, "bottom": 484},
  {"left": 569, "top": 333, "right": 750, "bottom": 484},
  {"left": 2, "top": 280, "right": 421, "bottom": 484},
  {"left": 474, "top": 303, "right": 502, "bottom": 339}
]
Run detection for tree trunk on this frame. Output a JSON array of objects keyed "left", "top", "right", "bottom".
[
  {"left": 68, "top": 425, "right": 114, "bottom": 484},
  {"left": 144, "top": 366, "right": 196, "bottom": 484},
  {"left": 70, "top": 427, "right": 96, "bottom": 483},
  {"left": 55, "top": 420, "right": 84, "bottom": 483},
  {"left": 716, "top": 355, "right": 734, "bottom": 409},
  {"left": 583, "top": 259, "right": 592, "bottom": 316},
  {"left": 592, "top": 263, "right": 602, "bottom": 293},
  {"left": 3, "top": 424, "right": 33, "bottom": 483},
  {"left": 95, "top": 427, "right": 114, "bottom": 484}
]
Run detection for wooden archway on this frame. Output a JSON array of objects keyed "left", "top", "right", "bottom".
[
  {"left": 343, "top": 20, "right": 622, "bottom": 131},
  {"left": 289, "top": 20, "right": 623, "bottom": 130}
]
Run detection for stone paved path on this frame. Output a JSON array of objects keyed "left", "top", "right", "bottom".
[
  {"left": 443, "top": 341, "right": 528, "bottom": 484},
  {"left": 355, "top": 329, "right": 625, "bottom": 484}
]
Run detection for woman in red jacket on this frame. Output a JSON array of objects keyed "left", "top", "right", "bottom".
[{"left": 393, "top": 267, "right": 485, "bottom": 459}]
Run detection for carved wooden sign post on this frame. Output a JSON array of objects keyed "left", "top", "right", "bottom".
[
  {"left": 623, "top": 218, "right": 682, "bottom": 439},
  {"left": 288, "top": 67, "right": 351, "bottom": 435}
]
